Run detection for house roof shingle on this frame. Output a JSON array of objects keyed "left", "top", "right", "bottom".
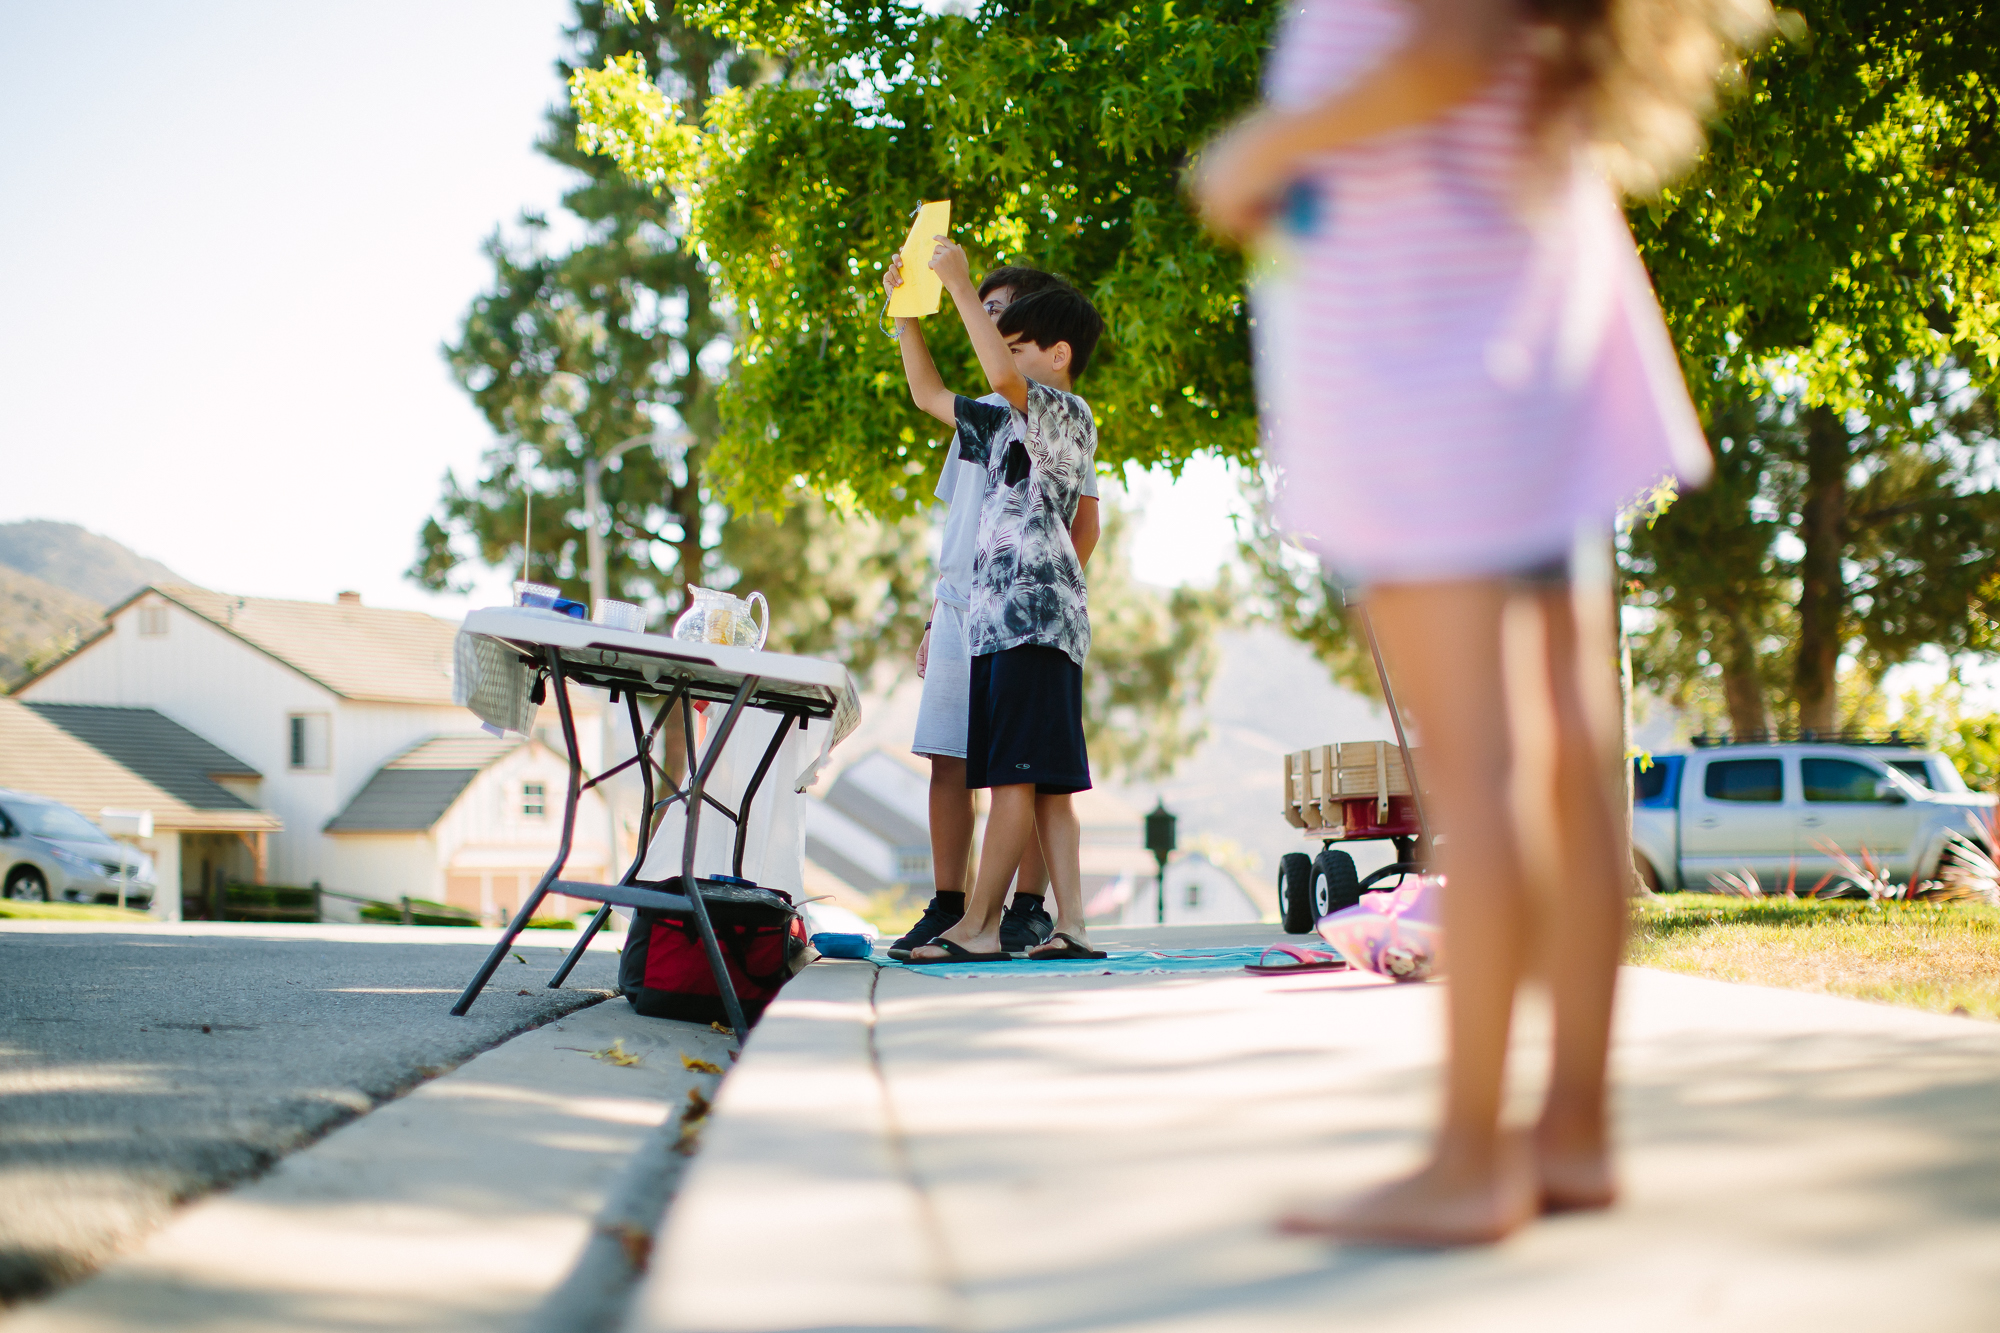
[
  {"left": 25, "top": 703, "right": 260, "bottom": 810},
  {"left": 323, "top": 734, "right": 521, "bottom": 834},
  {"left": 0, "top": 699, "right": 281, "bottom": 833},
  {"left": 133, "top": 586, "right": 461, "bottom": 706}
]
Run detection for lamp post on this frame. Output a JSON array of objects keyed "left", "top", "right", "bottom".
[
  {"left": 1144, "top": 799, "right": 1177, "bottom": 925},
  {"left": 581, "top": 429, "right": 688, "bottom": 613}
]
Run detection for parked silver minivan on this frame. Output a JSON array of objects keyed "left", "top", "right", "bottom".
[{"left": 0, "top": 788, "right": 155, "bottom": 909}]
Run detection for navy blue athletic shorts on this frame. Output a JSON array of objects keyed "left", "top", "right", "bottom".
[{"left": 965, "top": 644, "right": 1091, "bottom": 794}]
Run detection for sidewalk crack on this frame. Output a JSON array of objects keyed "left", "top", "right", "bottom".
[{"left": 866, "top": 964, "right": 968, "bottom": 1331}]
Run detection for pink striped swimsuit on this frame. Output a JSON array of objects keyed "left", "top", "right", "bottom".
[{"left": 1254, "top": 0, "right": 1710, "bottom": 584}]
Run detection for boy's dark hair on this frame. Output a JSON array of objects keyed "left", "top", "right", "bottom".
[
  {"left": 977, "top": 265, "right": 1071, "bottom": 302},
  {"left": 997, "top": 288, "right": 1105, "bottom": 381}
]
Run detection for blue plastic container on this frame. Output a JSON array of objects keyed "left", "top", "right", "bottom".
[{"left": 811, "top": 932, "right": 874, "bottom": 960}]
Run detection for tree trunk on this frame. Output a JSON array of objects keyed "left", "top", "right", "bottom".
[
  {"left": 1720, "top": 608, "right": 1772, "bottom": 738},
  {"left": 1793, "top": 406, "right": 1849, "bottom": 734}
]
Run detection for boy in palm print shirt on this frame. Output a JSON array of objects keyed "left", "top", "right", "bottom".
[{"left": 886, "top": 236, "right": 1106, "bottom": 962}]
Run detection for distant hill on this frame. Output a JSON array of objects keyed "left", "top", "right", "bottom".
[
  {"left": 0, "top": 567, "right": 103, "bottom": 689},
  {"left": 0, "top": 521, "right": 185, "bottom": 690},
  {"left": 0, "top": 520, "right": 181, "bottom": 607},
  {"left": 1102, "top": 626, "right": 1400, "bottom": 910}
]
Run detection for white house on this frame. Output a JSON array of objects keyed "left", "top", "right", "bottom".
[
  {"left": 0, "top": 697, "right": 282, "bottom": 915},
  {"left": 16, "top": 585, "right": 611, "bottom": 920},
  {"left": 1092, "top": 850, "right": 1265, "bottom": 926}
]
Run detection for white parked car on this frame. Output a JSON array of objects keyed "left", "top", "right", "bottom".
[
  {"left": 0, "top": 788, "right": 156, "bottom": 909},
  {"left": 1631, "top": 743, "right": 1996, "bottom": 893}
]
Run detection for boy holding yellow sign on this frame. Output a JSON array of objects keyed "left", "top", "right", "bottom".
[{"left": 884, "top": 223, "right": 1106, "bottom": 964}]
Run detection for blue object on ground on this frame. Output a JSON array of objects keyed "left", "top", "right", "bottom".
[
  {"left": 876, "top": 945, "right": 1276, "bottom": 978},
  {"left": 812, "top": 932, "right": 874, "bottom": 959}
]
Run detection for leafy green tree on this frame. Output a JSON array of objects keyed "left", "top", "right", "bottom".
[
  {"left": 413, "top": 2, "right": 731, "bottom": 616},
  {"left": 1629, "top": 2, "right": 2000, "bottom": 731},
  {"left": 572, "top": 1, "right": 2000, "bottom": 734},
  {"left": 570, "top": 0, "right": 1276, "bottom": 515},
  {"left": 1629, "top": 375, "right": 2000, "bottom": 736}
]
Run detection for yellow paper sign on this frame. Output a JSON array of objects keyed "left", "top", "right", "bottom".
[{"left": 887, "top": 200, "right": 952, "bottom": 317}]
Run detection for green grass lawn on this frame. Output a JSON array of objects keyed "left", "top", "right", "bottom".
[
  {"left": 1629, "top": 894, "right": 2000, "bottom": 1021},
  {"left": 0, "top": 899, "right": 153, "bottom": 922}
]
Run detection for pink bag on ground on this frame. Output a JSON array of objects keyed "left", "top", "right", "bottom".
[{"left": 1315, "top": 874, "right": 1446, "bottom": 982}]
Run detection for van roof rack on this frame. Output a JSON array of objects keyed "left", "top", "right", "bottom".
[{"left": 1687, "top": 729, "right": 1924, "bottom": 749}]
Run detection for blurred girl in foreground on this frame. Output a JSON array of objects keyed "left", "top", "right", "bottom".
[{"left": 1192, "top": 0, "right": 1768, "bottom": 1245}]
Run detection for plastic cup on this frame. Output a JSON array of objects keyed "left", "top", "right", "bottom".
[{"left": 593, "top": 599, "right": 646, "bottom": 632}]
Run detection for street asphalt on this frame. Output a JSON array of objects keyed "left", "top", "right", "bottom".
[{"left": 0, "top": 923, "right": 623, "bottom": 1307}]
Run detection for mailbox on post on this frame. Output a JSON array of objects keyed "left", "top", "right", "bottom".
[{"left": 1144, "top": 800, "right": 1177, "bottom": 924}]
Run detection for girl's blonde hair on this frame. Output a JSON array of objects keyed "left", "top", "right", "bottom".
[{"left": 1525, "top": 0, "right": 1775, "bottom": 195}]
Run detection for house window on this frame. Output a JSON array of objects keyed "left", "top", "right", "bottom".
[
  {"left": 1185, "top": 881, "right": 1202, "bottom": 909},
  {"left": 522, "top": 782, "right": 546, "bottom": 817},
  {"left": 287, "top": 714, "right": 329, "bottom": 770},
  {"left": 138, "top": 605, "right": 168, "bottom": 636}
]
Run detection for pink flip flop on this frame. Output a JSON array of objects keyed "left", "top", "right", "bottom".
[{"left": 1245, "top": 942, "right": 1349, "bottom": 975}]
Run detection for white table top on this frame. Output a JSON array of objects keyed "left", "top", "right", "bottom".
[{"left": 459, "top": 606, "right": 861, "bottom": 746}]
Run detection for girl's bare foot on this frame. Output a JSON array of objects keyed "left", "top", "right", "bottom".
[
  {"left": 1277, "top": 1142, "right": 1536, "bottom": 1247},
  {"left": 1532, "top": 1122, "right": 1617, "bottom": 1214}
]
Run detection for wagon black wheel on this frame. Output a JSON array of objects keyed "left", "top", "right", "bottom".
[
  {"left": 1277, "top": 853, "right": 1315, "bottom": 934},
  {"left": 1312, "top": 849, "right": 1360, "bottom": 918},
  {"left": 5, "top": 867, "right": 50, "bottom": 902}
]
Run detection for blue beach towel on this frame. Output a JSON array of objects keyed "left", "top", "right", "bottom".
[{"left": 873, "top": 945, "right": 1272, "bottom": 979}]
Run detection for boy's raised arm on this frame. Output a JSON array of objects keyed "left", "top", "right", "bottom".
[
  {"left": 886, "top": 254, "right": 957, "bottom": 426},
  {"left": 928, "top": 239, "right": 1029, "bottom": 411}
]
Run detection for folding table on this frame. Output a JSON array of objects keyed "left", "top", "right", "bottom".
[{"left": 447, "top": 606, "right": 861, "bottom": 1034}]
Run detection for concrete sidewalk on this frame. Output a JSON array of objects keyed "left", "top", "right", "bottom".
[{"left": 642, "top": 924, "right": 2000, "bottom": 1333}]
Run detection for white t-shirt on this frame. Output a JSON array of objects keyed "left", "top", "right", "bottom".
[{"left": 933, "top": 390, "right": 1098, "bottom": 610}]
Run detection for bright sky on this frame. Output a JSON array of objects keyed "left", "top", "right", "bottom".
[{"left": 0, "top": 1, "right": 1242, "bottom": 618}]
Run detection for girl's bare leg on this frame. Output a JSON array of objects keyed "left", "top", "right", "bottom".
[
  {"left": 1280, "top": 580, "right": 1537, "bottom": 1245},
  {"left": 1528, "top": 582, "right": 1627, "bottom": 1211}
]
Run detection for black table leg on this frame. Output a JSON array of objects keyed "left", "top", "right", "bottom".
[
  {"left": 548, "top": 688, "right": 670, "bottom": 990},
  {"left": 452, "top": 648, "right": 584, "bottom": 1016},
  {"left": 731, "top": 711, "right": 801, "bottom": 878},
  {"left": 680, "top": 676, "right": 759, "bottom": 1036}
]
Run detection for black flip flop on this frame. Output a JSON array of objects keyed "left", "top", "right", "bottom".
[
  {"left": 1026, "top": 932, "right": 1107, "bottom": 960},
  {"left": 905, "top": 938, "right": 1013, "bottom": 965}
]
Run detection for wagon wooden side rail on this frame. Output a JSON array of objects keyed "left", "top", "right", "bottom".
[{"left": 1282, "top": 740, "right": 1418, "bottom": 843}]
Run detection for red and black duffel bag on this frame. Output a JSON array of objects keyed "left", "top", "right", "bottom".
[{"left": 619, "top": 876, "right": 813, "bottom": 1027}]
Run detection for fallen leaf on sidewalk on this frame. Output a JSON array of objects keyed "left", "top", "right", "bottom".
[
  {"left": 673, "top": 1086, "right": 712, "bottom": 1155},
  {"left": 511, "top": 952, "right": 527, "bottom": 964},
  {"left": 709, "top": 1021, "right": 733, "bottom": 1036},
  {"left": 606, "top": 1223, "right": 653, "bottom": 1272},
  {"left": 517, "top": 989, "right": 533, "bottom": 996},
  {"left": 558, "top": 1038, "right": 642, "bottom": 1066},
  {"left": 681, "top": 1055, "right": 723, "bottom": 1074}
]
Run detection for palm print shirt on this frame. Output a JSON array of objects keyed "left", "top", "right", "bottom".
[{"left": 953, "top": 381, "right": 1096, "bottom": 665}]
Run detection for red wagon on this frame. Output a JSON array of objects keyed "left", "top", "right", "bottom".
[{"left": 1276, "top": 740, "right": 1425, "bottom": 933}]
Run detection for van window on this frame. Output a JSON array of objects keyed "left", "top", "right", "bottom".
[
  {"left": 1887, "top": 760, "right": 1934, "bottom": 790},
  {"left": 1704, "top": 758, "right": 1782, "bottom": 803},
  {"left": 1803, "top": 758, "right": 1887, "bottom": 803},
  {"left": 0, "top": 801, "right": 111, "bottom": 843}
]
